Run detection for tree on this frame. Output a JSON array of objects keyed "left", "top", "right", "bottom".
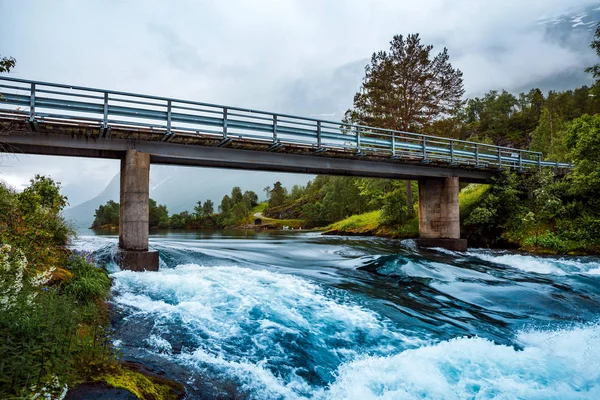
[
  {"left": 231, "top": 186, "right": 243, "bottom": 204},
  {"left": 565, "top": 114, "right": 600, "bottom": 195},
  {"left": 347, "top": 33, "right": 464, "bottom": 211},
  {"left": 268, "top": 181, "right": 287, "bottom": 208},
  {"left": 19, "top": 175, "right": 68, "bottom": 215},
  {"left": 0, "top": 55, "right": 15, "bottom": 73},
  {"left": 585, "top": 23, "right": 600, "bottom": 80},
  {"left": 530, "top": 107, "right": 567, "bottom": 161},
  {"left": 219, "top": 195, "right": 232, "bottom": 213},
  {"left": 91, "top": 200, "right": 120, "bottom": 228},
  {"left": 242, "top": 191, "right": 258, "bottom": 208},
  {"left": 203, "top": 199, "right": 214, "bottom": 216},
  {"left": 149, "top": 198, "right": 169, "bottom": 229}
]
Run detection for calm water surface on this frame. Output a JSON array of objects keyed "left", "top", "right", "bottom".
[{"left": 73, "top": 230, "right": 600, "bottom": 399}]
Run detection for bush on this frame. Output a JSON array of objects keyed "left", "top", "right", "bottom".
[
  {"left": 64, "top": 252, "right": 111, "bottom": 304},
  {"left": 380, "top": 188, "right": 409, "bottom": 225}
]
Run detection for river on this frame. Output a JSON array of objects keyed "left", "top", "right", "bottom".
[{"left": 73, "top": 230, "right": 600, "bottom": 399}]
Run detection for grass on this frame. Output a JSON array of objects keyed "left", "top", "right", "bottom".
[
  {"left": 250, "top": 202, "right": 268, "bottom": 214},
  {"left": 326, "top": 210, "right": 381, "bottom": 232},
  {"left": 459, "top": 184, "right": 490, "bottom": 216}
]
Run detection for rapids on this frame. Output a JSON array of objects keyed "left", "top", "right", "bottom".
[{"left": 73, "top": 231, "right": 600, "bottom": 399}]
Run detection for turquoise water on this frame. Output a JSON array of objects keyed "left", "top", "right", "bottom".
[{"left": 74, "top": 231, "right": 600, "bottom": 399}]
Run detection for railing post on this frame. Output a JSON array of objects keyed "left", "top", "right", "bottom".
[
  {"left": 498, "top": 148, "right": 502, "bottom": 169},
  {"left": 475, "top": 143, "right": 479, "bottom": 167},
  {"left": 450, "top": 140, "right": 454, "bottom": 164},
  {"left": 356, "top": 127, "right": 361, "bottom": 153},
  {"left": 273, "top": 115, "right": 278, "bottom": 142},
  {"left": 29, "top": 83, "right": 36, "bottom": 122},
  {"left": 538, "top": 153, "right": 542, "bottom": 172},
  {"left": 422, "top": 137, "right": 427, "bottom": 161},
  {"left": 317, "top": 120, "right": 321, "bottom": 147},
  {"left": 103, "top": 92, "right": 109, "bottom": 129},
  {"left": 223, "top": 107, "right": 228, "bottom": 140},
  {"left": 166, "top": 100, "right": 172, "bottom": 136},
  {"left": 392, "top": 131, "right": 396, "bottom": 157},
  {"left": 518, "top": 151, "right": 523, "bottom": 172}
]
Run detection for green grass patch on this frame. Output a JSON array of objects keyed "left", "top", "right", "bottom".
[
  {"left": 250, "top": 202, "right": 268, "bottom": 214},
  {"left": 327, "top": 210, "right": 381, "bottom": 232},
  {"left": 459, "top": 184, "right": 490, "bottom": 216}
]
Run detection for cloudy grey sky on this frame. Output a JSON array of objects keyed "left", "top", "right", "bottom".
[{"left": 0, "top": 0, "right": 598, "bottom": 204}]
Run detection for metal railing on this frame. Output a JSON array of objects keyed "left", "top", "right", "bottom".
[{"left": 0, "top": 76, "right": 572, "bottom": 171}]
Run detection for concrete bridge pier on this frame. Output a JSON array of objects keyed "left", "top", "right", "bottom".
[
  {"left": 118, "top": 149, "right": 159, "bottom": 271},
  {"left": 416, "top": 176, "right": 468, "bottom": 252}
]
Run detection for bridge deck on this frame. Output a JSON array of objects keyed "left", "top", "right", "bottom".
[{"left": 0, "top": 77, "right": 570, "bottom": 182}]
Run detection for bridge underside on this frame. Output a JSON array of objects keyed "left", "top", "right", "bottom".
[{"left": 0, "top": 117, "right": 494, "bottom": 182}]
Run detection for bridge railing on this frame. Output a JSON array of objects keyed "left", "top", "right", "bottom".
[{"left": 0, "top": 76, "right": 571, "bottom": 171}]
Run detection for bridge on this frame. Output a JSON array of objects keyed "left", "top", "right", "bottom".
[{"left": 0, "top": 77, "right": 571, "bottom": 270}]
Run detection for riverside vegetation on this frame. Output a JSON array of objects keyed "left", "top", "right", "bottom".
[{"left": 0, "top": 176, "right": 182, "bottom": 399}]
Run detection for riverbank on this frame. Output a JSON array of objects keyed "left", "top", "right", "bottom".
[{"left": 0, "top": 177, "right": 185, "bottom": 399}]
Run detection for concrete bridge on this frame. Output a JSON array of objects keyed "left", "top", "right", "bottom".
[{"left": 0, "top": 77, "right": 571, "bottom": 270}]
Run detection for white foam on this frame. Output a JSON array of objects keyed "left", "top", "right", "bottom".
[
  {"left": 466, "top": 250, "right": 600, "bottom": 276},
  {"left": 111, "top": 264, "right": 418, "bottom": 398},
  {"left": 324, "top": 323, "right": 600, "bottom": 400}
]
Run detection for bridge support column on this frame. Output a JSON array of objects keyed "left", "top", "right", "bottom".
[
  {"left": 416, "top": 176, "right": 467, "bottom": 252},
  {"left": 118, "top": 149, "right": 159, "bottom": 271}
]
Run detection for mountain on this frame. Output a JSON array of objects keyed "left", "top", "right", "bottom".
[{"left": 63, "top": 165, "right": 312, "bottom": 228}]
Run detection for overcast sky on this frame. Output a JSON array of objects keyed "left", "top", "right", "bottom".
[{"left": 0, "top": 0, "right": 597, "bottom": 203}]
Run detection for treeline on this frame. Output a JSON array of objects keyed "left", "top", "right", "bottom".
[
  {"left": 426, "top": 84, "right": 600, "bottom": 159},
  {"left": 264, "top": 178, "right": 416, "bottom": 228},
  {"left": 91, "top": 187, "right": 259, "bottom": 229}
]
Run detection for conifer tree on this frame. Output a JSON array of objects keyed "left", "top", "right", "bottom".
[{"left": 347, "top": 33, "right": 464, "bottom": 210}]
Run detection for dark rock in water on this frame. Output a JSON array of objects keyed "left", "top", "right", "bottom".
[{"left": 64, "top": 382, "right": 136, "bottom": 400}]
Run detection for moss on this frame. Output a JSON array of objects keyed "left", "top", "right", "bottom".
[{"left": 96, "top": 366, "right": 183, "bottom": 400}]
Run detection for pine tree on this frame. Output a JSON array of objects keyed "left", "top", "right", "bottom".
[{"left": 347, "top": 33, "right": 464, "bottom": 212}]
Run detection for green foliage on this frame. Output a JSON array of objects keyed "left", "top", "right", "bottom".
[
  {"left": 0, "top": 175, "right": 114, "bottom": 397},
  {"left": 380, "top": 187, "right": 409, "bottom": 225},
  {"left": 202, "top": 199, "right": 214, "bottom": 216},
  {"left": 0, "top": 55, "right": 16, "bottom": 73},
  {"left": 586, "top": 23, "right": 600, "bottom": 79},
  {"left": 217, "top": 187, "right": 260, "bottom": 227},
  {"left": 565, "top": 114, "right": 600, "bottom": 195},
  {"left": 463, "top": 171, "right": 522, "bottom": 245},
  {"left": 347, "top": 33, "right": 464, "bottom": 132},
  {"left": 530, "top": 107, "right": 567, "bottom": 160},
  {"left": 63, "top": 254, "right": 111, "bottom": 304},
  {"left": 329, "top": 210, "right": 381, "bottom": 231},
  {"left": 92, "top": 200, "right": 120, "bottom": 228},
  {"left": 268, "top": 181, "right": 287, "bottom": 208},
  {"left": 149, "top": 199, "right": 169, "bottom": 229},
  {"left": 0, "top": 178, "right": 73, "bottom": 271}
]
